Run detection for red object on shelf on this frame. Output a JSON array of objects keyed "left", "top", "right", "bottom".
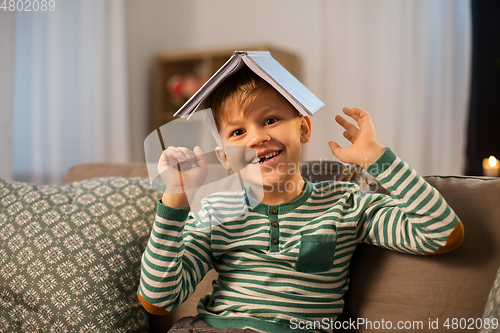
[{"left": 167, "top": 74, "right": 203, "bottom": 106}]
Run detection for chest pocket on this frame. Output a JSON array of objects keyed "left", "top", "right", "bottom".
[{"left": 295, "top": 233, "right": 337, "bottom": 273}]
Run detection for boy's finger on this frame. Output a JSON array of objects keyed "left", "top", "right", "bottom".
[
  {"left": 193, "top": 146, "right": 208, "bottom": 169},
  {"left": 166, "top": 146, "right": 186, "bottom": 162},
  {"left": 158, "top": 150, "right": 169, "bottom": 168},
  {"left": 167, "top": 156, "right": 181, "bottom": 168},
  {"left": 160, "top": 149, "right": 176, "bottom": 166},
  {"left": 343, "top": 131, "right": 354, "bottom": 143},
  {"left": 336, "top": 114, "right": 358, "bottom": 131},
  {"left": 351, "top": 107, "right": 369, "bottom": 116},
  {"left": 343, "top": 107, "right": 362, "bottom": 122},
  {"left": 177, "top": 147, "right": 195, "bottom": 161},
  {"left": 350, "top": 107, "right": 371, "bottom": 124},
  {"left": 328, "top": 141, "right": 343, "bottom": 160}
]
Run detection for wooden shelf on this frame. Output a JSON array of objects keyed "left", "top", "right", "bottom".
[{"left": 151, "top": 46, "right": 301, "bottom": 131}]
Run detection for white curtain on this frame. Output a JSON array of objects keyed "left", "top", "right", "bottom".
[
  {"left": 0, "top": 11, "right": 15, "bottom": 181},
  {"left": 11, "top": 0, "right": 129, "bottom": 185},
  {"left": 304, "top": 0, "right": 471, "bottom": 176}
]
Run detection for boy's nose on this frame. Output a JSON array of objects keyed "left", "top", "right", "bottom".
[{"left": 247, "top": 128, "right": 270, "bottom": 147}]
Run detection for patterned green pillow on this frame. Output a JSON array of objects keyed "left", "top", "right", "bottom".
[{"left": 0, "top": 177, "right": 158, "bottom": 332}]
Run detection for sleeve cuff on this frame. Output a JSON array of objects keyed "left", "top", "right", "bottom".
[
  {"left": 366, "top": 147, "right": 398, "bottom": 178},
  {"left": 156, "top": 199, "right": 190, "bottom": 222}
]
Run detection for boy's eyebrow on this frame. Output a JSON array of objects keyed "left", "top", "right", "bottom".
[
  {"left": 221, "top": 119, "right": 243, "bottom": 131},
  {"left": 223, "top": 118, "right": 241, "bottom": 126}
]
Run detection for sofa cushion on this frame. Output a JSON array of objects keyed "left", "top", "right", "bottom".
[
  {"left": 0, "top": 177, "right": 158, "bottom": 332},
  {"left": 342, "top": 176, "right": 500, "bottom": 332}
]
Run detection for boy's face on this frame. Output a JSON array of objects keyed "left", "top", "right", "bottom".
[{"left": 218, "top": 88, "right": 311, "bottom": 188}]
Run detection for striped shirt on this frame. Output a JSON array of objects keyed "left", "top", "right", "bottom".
[{"left": 138, "top": 148, "right": 460, "bottom": 332}]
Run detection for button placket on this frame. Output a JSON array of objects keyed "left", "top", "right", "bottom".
[{"left": 269, "top": 207, "right": 280, "bottom": 252}]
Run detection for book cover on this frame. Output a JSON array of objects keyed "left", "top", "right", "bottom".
[{"left": 173, "top": 51, "right": 324, "bottom": 119}]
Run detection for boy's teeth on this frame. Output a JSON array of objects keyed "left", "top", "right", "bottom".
[
  {"left": 253, "top": 150, "right": 281, "bottom": 164},
  {"left": 264, "top": 151, "right": 278, "bottom": 159}
]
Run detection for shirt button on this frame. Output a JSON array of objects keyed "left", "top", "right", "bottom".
[
  {"left": 272, "top": 222, "right": 279, "bottom": 228},
  {"left": 272, "top": 238, "right": 279, "bottom": 245},
  {"left": 271, "top": 208, "right": 278, "bottom": 214}
]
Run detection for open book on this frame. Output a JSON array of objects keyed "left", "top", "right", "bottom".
[{"left": 173, "top": 51, "right": 325, "bottom": 119}]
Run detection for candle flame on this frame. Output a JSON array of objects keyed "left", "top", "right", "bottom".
[{"left": 489, "top": 156, "right": 498, "bottom": 168}]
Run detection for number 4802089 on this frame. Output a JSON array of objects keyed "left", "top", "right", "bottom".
[
  {"left": 1, "top": 0, "right": 56, "bottom": 11},
  {"left": 443, "top": 318, "right": 499, "bottom": 330}
]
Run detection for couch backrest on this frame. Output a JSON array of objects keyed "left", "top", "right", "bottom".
[
  {"left": 65, "top": 163, "right": 149, "bottom": 182},
  {"left": 66, "top": 163, "right": 500, "bottom": 332}
]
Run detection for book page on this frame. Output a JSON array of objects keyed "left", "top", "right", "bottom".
[{"left": 174, "top": 54, "right": 245, "bottom": 118}]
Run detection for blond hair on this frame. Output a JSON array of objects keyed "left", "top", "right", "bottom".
[{"left": 204, "top": 66, "right": 270, "bottom": 132}]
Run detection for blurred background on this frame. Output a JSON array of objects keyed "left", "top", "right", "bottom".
[{"left": 1, "top": 0, "right": 499, "bottom": 185}]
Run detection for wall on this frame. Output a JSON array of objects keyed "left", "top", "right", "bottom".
[
  {"left": 125, "top": 0, "right": 196, "bottom": 162},
  {"left": 188, "top": 0, "right": 330, "bottom": 163},
  {"left": 123, "top": 0, "right": 471, "bottom": 175}
]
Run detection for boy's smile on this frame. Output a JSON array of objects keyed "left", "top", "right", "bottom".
[
  {"left": 249, "top": 149, "right": 283, "bottom": 165},
  {"left": 219, "top": 88, "right": 311, "bottom": 204}
]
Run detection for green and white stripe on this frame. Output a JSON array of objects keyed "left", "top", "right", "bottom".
[{"left": 138, "top": 148, "right": 459, "bottom": 333}]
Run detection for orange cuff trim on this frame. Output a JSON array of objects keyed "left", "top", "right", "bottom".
[
  {"left": 426, "top": 220, "right": 464, "bottom": 256},
  {"left": 137, "top": 293, "right": 170, "bottom": 315}
]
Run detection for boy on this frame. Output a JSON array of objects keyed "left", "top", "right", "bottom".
[{"left": 137, "top": 67, "right": 464, "bottom": 332}]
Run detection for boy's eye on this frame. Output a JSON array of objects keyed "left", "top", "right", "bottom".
[
  {"left": 231, "top": 129, "right": 245, "bottom": 137},
  {"left": 265, "top": 117, "right": 278, "bottom": 125}
]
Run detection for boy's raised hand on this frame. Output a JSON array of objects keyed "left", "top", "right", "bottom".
[
  {"left": 158, "top": 146, "right": 208, "bottom": 193},
  {"left": 328, "top": 107, "right": 386, "bottom": 168}
]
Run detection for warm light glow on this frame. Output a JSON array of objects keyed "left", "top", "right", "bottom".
[
  {"left": 489, "top": 156, "right": 498, "bottom": 168},
  {"left": 483, "top": 156, "right": 499, "bottom": 177}
]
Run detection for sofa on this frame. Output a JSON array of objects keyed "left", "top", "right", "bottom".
[
  {"left": 1, "top": 161, "right": 498, "bottom": 332},
  {"left": 61, "top": 161, "right": 500, "bottom": 333}
]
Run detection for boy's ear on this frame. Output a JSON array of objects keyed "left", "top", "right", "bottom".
[
  {"left": 215, "top": 146, "right": 230, "bottom": 171},
  {"left": 300, "top": 116, "right": 312, "bottom": 143}
]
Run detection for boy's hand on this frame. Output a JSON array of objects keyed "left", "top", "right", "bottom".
[
  {"left": 158, "top": 146, "right": 208, "bottom": 193},
  {"left": 328, "top": 107, "right": 386, "bottom": 168}
]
